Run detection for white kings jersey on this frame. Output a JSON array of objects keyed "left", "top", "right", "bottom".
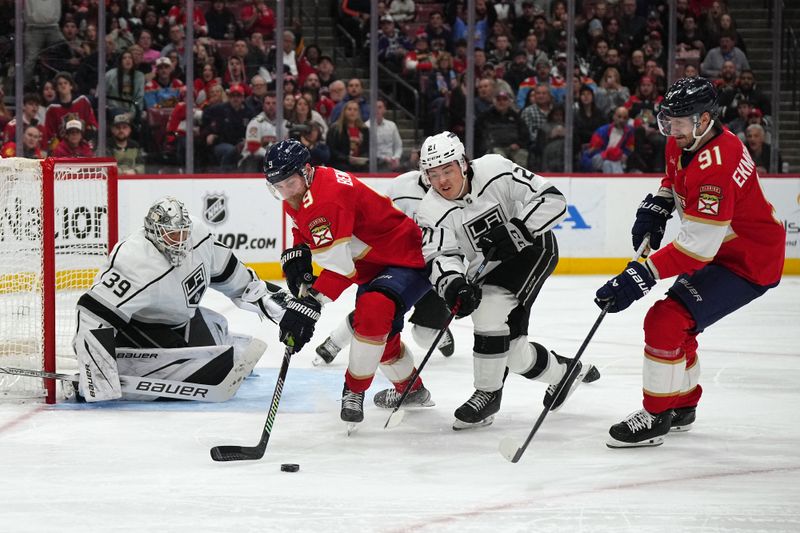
[
  {"left": 76, "top": 215, "right": 254, "bottom": 333},
  {"left": 415, "top": 154, "right": 567, "bottom": 296},
  {"left": 385, "top": 170, "right": 428, "bottom": 218}
]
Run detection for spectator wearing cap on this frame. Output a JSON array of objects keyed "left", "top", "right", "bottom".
[
  {"left": 389, "top": 0, "right": 416, "bottom": 23},
  {"left": 105, "top": 114, "right": 144, "bottom": 174},
  {"left": 366, "top": 98, "right": 403, "bottom": 172},
  {"left": 52, "top": 119, "right": 93, "bottom": 158},
  {"left": 329, "top": 78, "right": 370, "bottom": 124},
  {"left": 44, "top": 72, "right": 98, "bottom": 149},
  {"left": 580, "top": 106, "right": 634, "bottom": 173},
  {"left": 425, "top": 11, "right": 453, "bottom": 54},
  {"left": 202, "top": 84, "right": 252, "bottom": 171},
  {"left": 701, "top": 31, "right": 750, "bottom": 78},
  {"left": 516, "top": 58, "right": 564, "bottom": 109},
  {"left": 144, "top": 57, "right": 185, "bottom": 109},
  {"left": 0, "top": 125, "right": 46, "bottom": 159},
  {"left": 475, "top": 89, "right": 529, "bottom": 166},
  {"left": 403, "top": 31, "right": 437, "bottom": 78},
  {"left": 316, "top": 55, "right": 338, "bottom": 88},
  {"left": 745, "top": 123, "right": 782, "bottom": 174},
  {"left": 106, "top": 50, "right": 145, "bottom": 117},
  {"left": 377, "top": 15, "right": 411, "bottom": 73},
  {"left": 504, "top": 50, "right": 536, "bottom": 93},
  {"left": 595, "top": 67, "right": 630, "bottom": 119}
]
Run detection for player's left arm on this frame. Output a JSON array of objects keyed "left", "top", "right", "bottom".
[
  {"left": 647, "top": 145, "right": 735, "bottom": 279},
  {"left": 506, "top": 160, "right": 568, "bottom": 236}
]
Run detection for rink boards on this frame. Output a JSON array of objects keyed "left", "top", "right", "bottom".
[{"left": 117, "top": 173, "right": 800, "bottom": 277}]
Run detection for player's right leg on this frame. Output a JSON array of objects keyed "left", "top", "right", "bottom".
[{"left": 408, "top": 290, "right": 455, "bottom": 357}]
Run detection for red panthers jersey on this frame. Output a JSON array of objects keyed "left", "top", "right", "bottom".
[
  {"left": 285, "top": 166, "right": 425, "bottom": 301},
  {"left": 648, "top": 127, "right": 785, "bottom": 286}
]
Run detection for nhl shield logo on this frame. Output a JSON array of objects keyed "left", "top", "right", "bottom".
[{"left": 203, "top": 193, "right": 228, "bottom": 225}]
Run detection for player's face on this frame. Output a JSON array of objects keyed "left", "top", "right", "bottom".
[
  {"left": 271, "top": 173, "right": 308, "bottom": 207},
  {"left": 657, "top": 113, "right": 698, "bottom": 147},
  {"left": 427, "top": 161, "right": 466, "bottom": 200}
]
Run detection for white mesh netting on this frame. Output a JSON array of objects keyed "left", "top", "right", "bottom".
[{"left": 0, "top": 158, "right": 114, "bottom": 400}]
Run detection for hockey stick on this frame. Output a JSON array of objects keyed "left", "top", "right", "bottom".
[
  {"left": 210, "top": 342, "right": 295, "bottom": 461},
  {"left": 499, "top": 236, "right": 651, "bottom": 463},
  {"left": 384, "top": 248, "right": 496, "bottom": 429}
]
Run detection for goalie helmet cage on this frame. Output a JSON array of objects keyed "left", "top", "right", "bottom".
[{"left": 0, "top": 157, "right": 118, "bottom": 404}]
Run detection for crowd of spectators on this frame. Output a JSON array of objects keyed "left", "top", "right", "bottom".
[{"left": 0, "top": 0, "right": 784, "bottom": 173}]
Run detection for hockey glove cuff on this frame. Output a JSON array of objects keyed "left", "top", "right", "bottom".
[
  {"left": 632, "top": 193, "right": 673, "bottom": 252},
  {"left": 478, "top": 218, "right": 533, "bottom": 262},
  {"left": 236, "top": 280, "right": 290, "bottom": 323},
  {"left": 281, "top": 244, "right": 315, "bottom": 297},
  {"left": 444, "top": 277, "right": 482, "bottom": 318},
  {"left": 279, "top": 295, "right": 322, "bottom": 351},
  {"left": 594, "top": 261, "right": 656, "bottom": 313}
]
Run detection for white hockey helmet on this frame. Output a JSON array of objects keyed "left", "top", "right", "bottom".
[
  {"left": 419, "top": 131, "right": 468, "bottom": 186},
  {"left": 144, "top": 196, "right": 193, "bottom": 266}
]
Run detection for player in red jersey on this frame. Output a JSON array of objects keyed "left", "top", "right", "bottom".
[
  {"left": 595, "top": 77, "right": 786, "bottom": 448},
  {"left": 263, "top": 139, "right": 434, "bottom": 429}
]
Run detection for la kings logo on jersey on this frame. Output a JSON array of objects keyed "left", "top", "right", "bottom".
[
  {"left": 463, "top": 204, "right": 507, "bottom": 251},
  {"left": 183, "top": 265, "right": 207, "bottom": 307},
  {"left": 203, "top": 193, "right": 228, "bottom": 225}
]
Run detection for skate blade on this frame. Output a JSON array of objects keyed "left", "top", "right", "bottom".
[
  {"left": 346, "top": 422, "right": 360, "bottom": 436},
  {"left": 312, "top": 355, "right": 331, "bottom": 366},
  {"left": 669, "top": 423, "right": 693, "bottom": 432},
  {"left": 606, "top": 435, "right": 666, "bottom": 448},
  {"left": 452, "top": 415, "right": 495, "bottom": 431}
]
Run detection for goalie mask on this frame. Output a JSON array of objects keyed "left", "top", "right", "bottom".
[
  {"left": 419, "top": 131, "right": 468, "bottom": 187},
  {"left": 144, "top": 196, "right": 192, "bottom": 266}
]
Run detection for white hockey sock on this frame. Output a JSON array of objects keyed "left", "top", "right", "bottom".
[
  {"left": 474, "top": 355, "right": 509, "bottom": 392},
  {"left": 411, "top": 324, "right": 447, "bottom": 350},
  {"left": 379, "top": 342, "right": 415, "bottom": 385},
  {"left": 329, "top": 315, "right": 355, "bottom": 350},
  {"left": 515, "top": 342, "right": 566, "bottom": 385},
  {"left": 347, "top": 334, "right": 385, "bottom": 382}
]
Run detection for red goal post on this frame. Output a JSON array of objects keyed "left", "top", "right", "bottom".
[{"left": 0, "top": 157, "right": 118, "bottom": 403}]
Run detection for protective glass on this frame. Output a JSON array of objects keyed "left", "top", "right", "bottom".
[{"left": 267, "top": 173, "right": 306, "bottom": 200}]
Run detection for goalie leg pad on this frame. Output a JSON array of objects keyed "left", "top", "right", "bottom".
[{"left": 75, "top": 327, "right": 121, "bottom": 402}]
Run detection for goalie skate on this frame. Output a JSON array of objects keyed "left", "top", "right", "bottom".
[
  {"left": 607, "top": 409, "right": 673, "bottom": 448},
  {"left": 452, "top": 388, "right": 502, "bottom": 430},
  {"left": 373, "top": 385, "right": 434, "bottom": 409}
]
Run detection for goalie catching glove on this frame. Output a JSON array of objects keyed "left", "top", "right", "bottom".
[
  {"left": 234, "top": 279, "right": 290, "bottom": 323},
  {"left": 478, "top": 218, "right": 533, "bottom": 262},
  {"left": 279, "top": 295, "right": 322, "bottom": 351},
  {"left": 280, "top": 244, "right": 315, "bottom": 297}
]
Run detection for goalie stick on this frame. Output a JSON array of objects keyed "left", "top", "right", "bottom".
[
  {"left": 384, "top": 248, "right": 496, "bottom": 429},
  {"left": 499, "top": 236, "right": 651, "bottom": 463}
]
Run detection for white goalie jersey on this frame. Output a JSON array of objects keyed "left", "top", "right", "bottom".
[{"left": 415, "top": 154, "right": 567, "bottom": 296}]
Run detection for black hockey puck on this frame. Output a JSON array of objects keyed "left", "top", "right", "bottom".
[{"left": 280, "top": 463, "right": 300, "bottom": 472}]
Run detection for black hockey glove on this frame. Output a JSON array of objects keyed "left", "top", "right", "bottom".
[
  {"left": 280, "top": 244, "right": 315, "bottom": 297},
  {"left": 594, "top": 261, "right": 656, "bottom": 313},
  {"left": 279, "top": 295, "right": 322, "bottom": 351},
  {"left": 444, "top": 277, "right": 482, "bottom": 318},
  {"left": 632, "top": 193, "right": 673, "bottom": 252},
  {"left": 478, "top": 219, "right": 533, "bottom": 262}
]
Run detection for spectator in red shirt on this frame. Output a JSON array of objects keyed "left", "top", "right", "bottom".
[
  {"left": 241, "top": 0, "right": 276, "bottom": 39},
  {"left": 44, "top": 72, "right": 98, "bottom": 149},
  {"left": 0, "top": 125, "right": 46, "bottom": 159},
  {"left": 52, "top": 119, "right": 94, "bottom": 157}
]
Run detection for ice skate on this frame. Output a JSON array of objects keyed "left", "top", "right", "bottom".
[
  {"left": 670, "top": 406, "right": 696, "bottom": 432},
  {"left": 553, "top": 353, "right": 601, "bottom": 383},
  {"left": 373, "top": 384, "right": 435, "bottom": 409},
  {"left": 438, "top": 328, "right": 455, "bottom": 357},
  {"left": 607, "top": 409, "right": 674, "bottom": 448},
  {"left": 314, "top": 336, "right": 342, "bottom": 366},
  {"left": 341, "top": 385, "right": 365, "bottom": 435},
  {"left": 543, "top": 359, "right": 594, "bottom": 411},
  {"left": 453, "top": 388, "right": 502, "bottom": 430}
]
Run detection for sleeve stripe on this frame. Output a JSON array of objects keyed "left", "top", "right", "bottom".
[
  {"left": 392, "top": 195, "right": 424, "bottom": 202},
  {"left": 476, "top": 172, "right": 512, "bottom": 196},
  {"left": 684, "top": 213, "right": 732, "bottom": 227},
  {"left": 511, "top": 177, "right": 537, "bottom": 193},
  {"left": 117, "top": 265, "right": 175, "bottom": 306},
  {"left": 193, "top": 233, "right": 212, "bottom": 250},
  {"left": 673, "top": 241, "right": 714, "bottom": 262},
  {"left": 210, "top": 254, "right": 238, "bottom": 283},
  {"left": 435, "top": 206, "right": 461, "bottom": 227},
  {"left": 528, "top": 206, "right": 567, "bottom": 233}
]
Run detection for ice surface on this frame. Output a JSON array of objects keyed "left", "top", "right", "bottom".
[{"left": 1, "top": 276, "right": 799, "bottom": 532}]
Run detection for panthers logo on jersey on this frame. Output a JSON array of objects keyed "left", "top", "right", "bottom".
[
  {"left": 183, "top": 265, "right": 207, "bottom": 307},
  {"left": 462, "top": 204, "right": 507, "bottom": 251}
]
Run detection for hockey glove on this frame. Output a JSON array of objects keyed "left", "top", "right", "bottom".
[
  {"left": 236, "top": 280, "right": 290, "bottom": 323},
  {"left": 478, "top": 219, "right": 533, "bottom": 262},
  {"left": 444, "top": 277, "right": 482, "bottom": 318},
  {"left": 279, "top": 295, "right": 322, "bottom": 351},
  {"left": 595, "top": 261, "right": 656, "bottom": 313},
  {"left": 632, "top": 193, "right": 673, "bottom": 252},
  {"left": 280, "top": 244, "right": 315, "bottom": 297}
]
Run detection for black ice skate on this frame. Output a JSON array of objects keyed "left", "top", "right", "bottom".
[
  {"left": 438, "top": 328, "right": 455, "bottom": 357},
  {"left": 543, "top": 359, "right": 594, "bottom": 411},
  {"left": 373, "top": 385, "right": 435, "bottom": 409},
  {"left": 607, "top": 409, "right": 674, "bottom": 448},
  {"left": 341, "top": 385, "right": 365, "bottom": 424},
  {"left": 314, "top": 336, "right": 341, "bottom": 366},
  {"left": 453, "top": 388, "right": 502, "bottom": 430},
  {"left": 670, "top": 406, "right": 696, "bottom": 432},
  {"left": 554, "top": 353, "right": 601, "bottom": 383}
]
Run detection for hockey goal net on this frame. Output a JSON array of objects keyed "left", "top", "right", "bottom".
[{"left": 0, "top": 157, "right": 117, "bottom": 403}]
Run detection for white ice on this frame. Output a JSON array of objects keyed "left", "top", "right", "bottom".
[{"left": 2, "top": 276, "right": 799, "bottom": 533}]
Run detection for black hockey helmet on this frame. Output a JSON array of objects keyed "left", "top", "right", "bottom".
[
  {"left": 659, "top": 76, "right": 719, "bottom": 118},
  {"left": 263, "top": 139, "right": 311, "bottom": 185}
]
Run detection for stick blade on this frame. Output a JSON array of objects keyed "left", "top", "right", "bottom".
[
  {"left": 499, "top": 436, "right": 523, "bottom": 463},
  {"left": 210, "top": 445, "right": 264, "bottom": 462},
  {"left": 383, "top": 409, "right": 406, "bottom": 429}
]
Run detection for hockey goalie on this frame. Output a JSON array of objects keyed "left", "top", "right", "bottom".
[{"left": 72, "top": 196, "right": 288, "bottom": 402}]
